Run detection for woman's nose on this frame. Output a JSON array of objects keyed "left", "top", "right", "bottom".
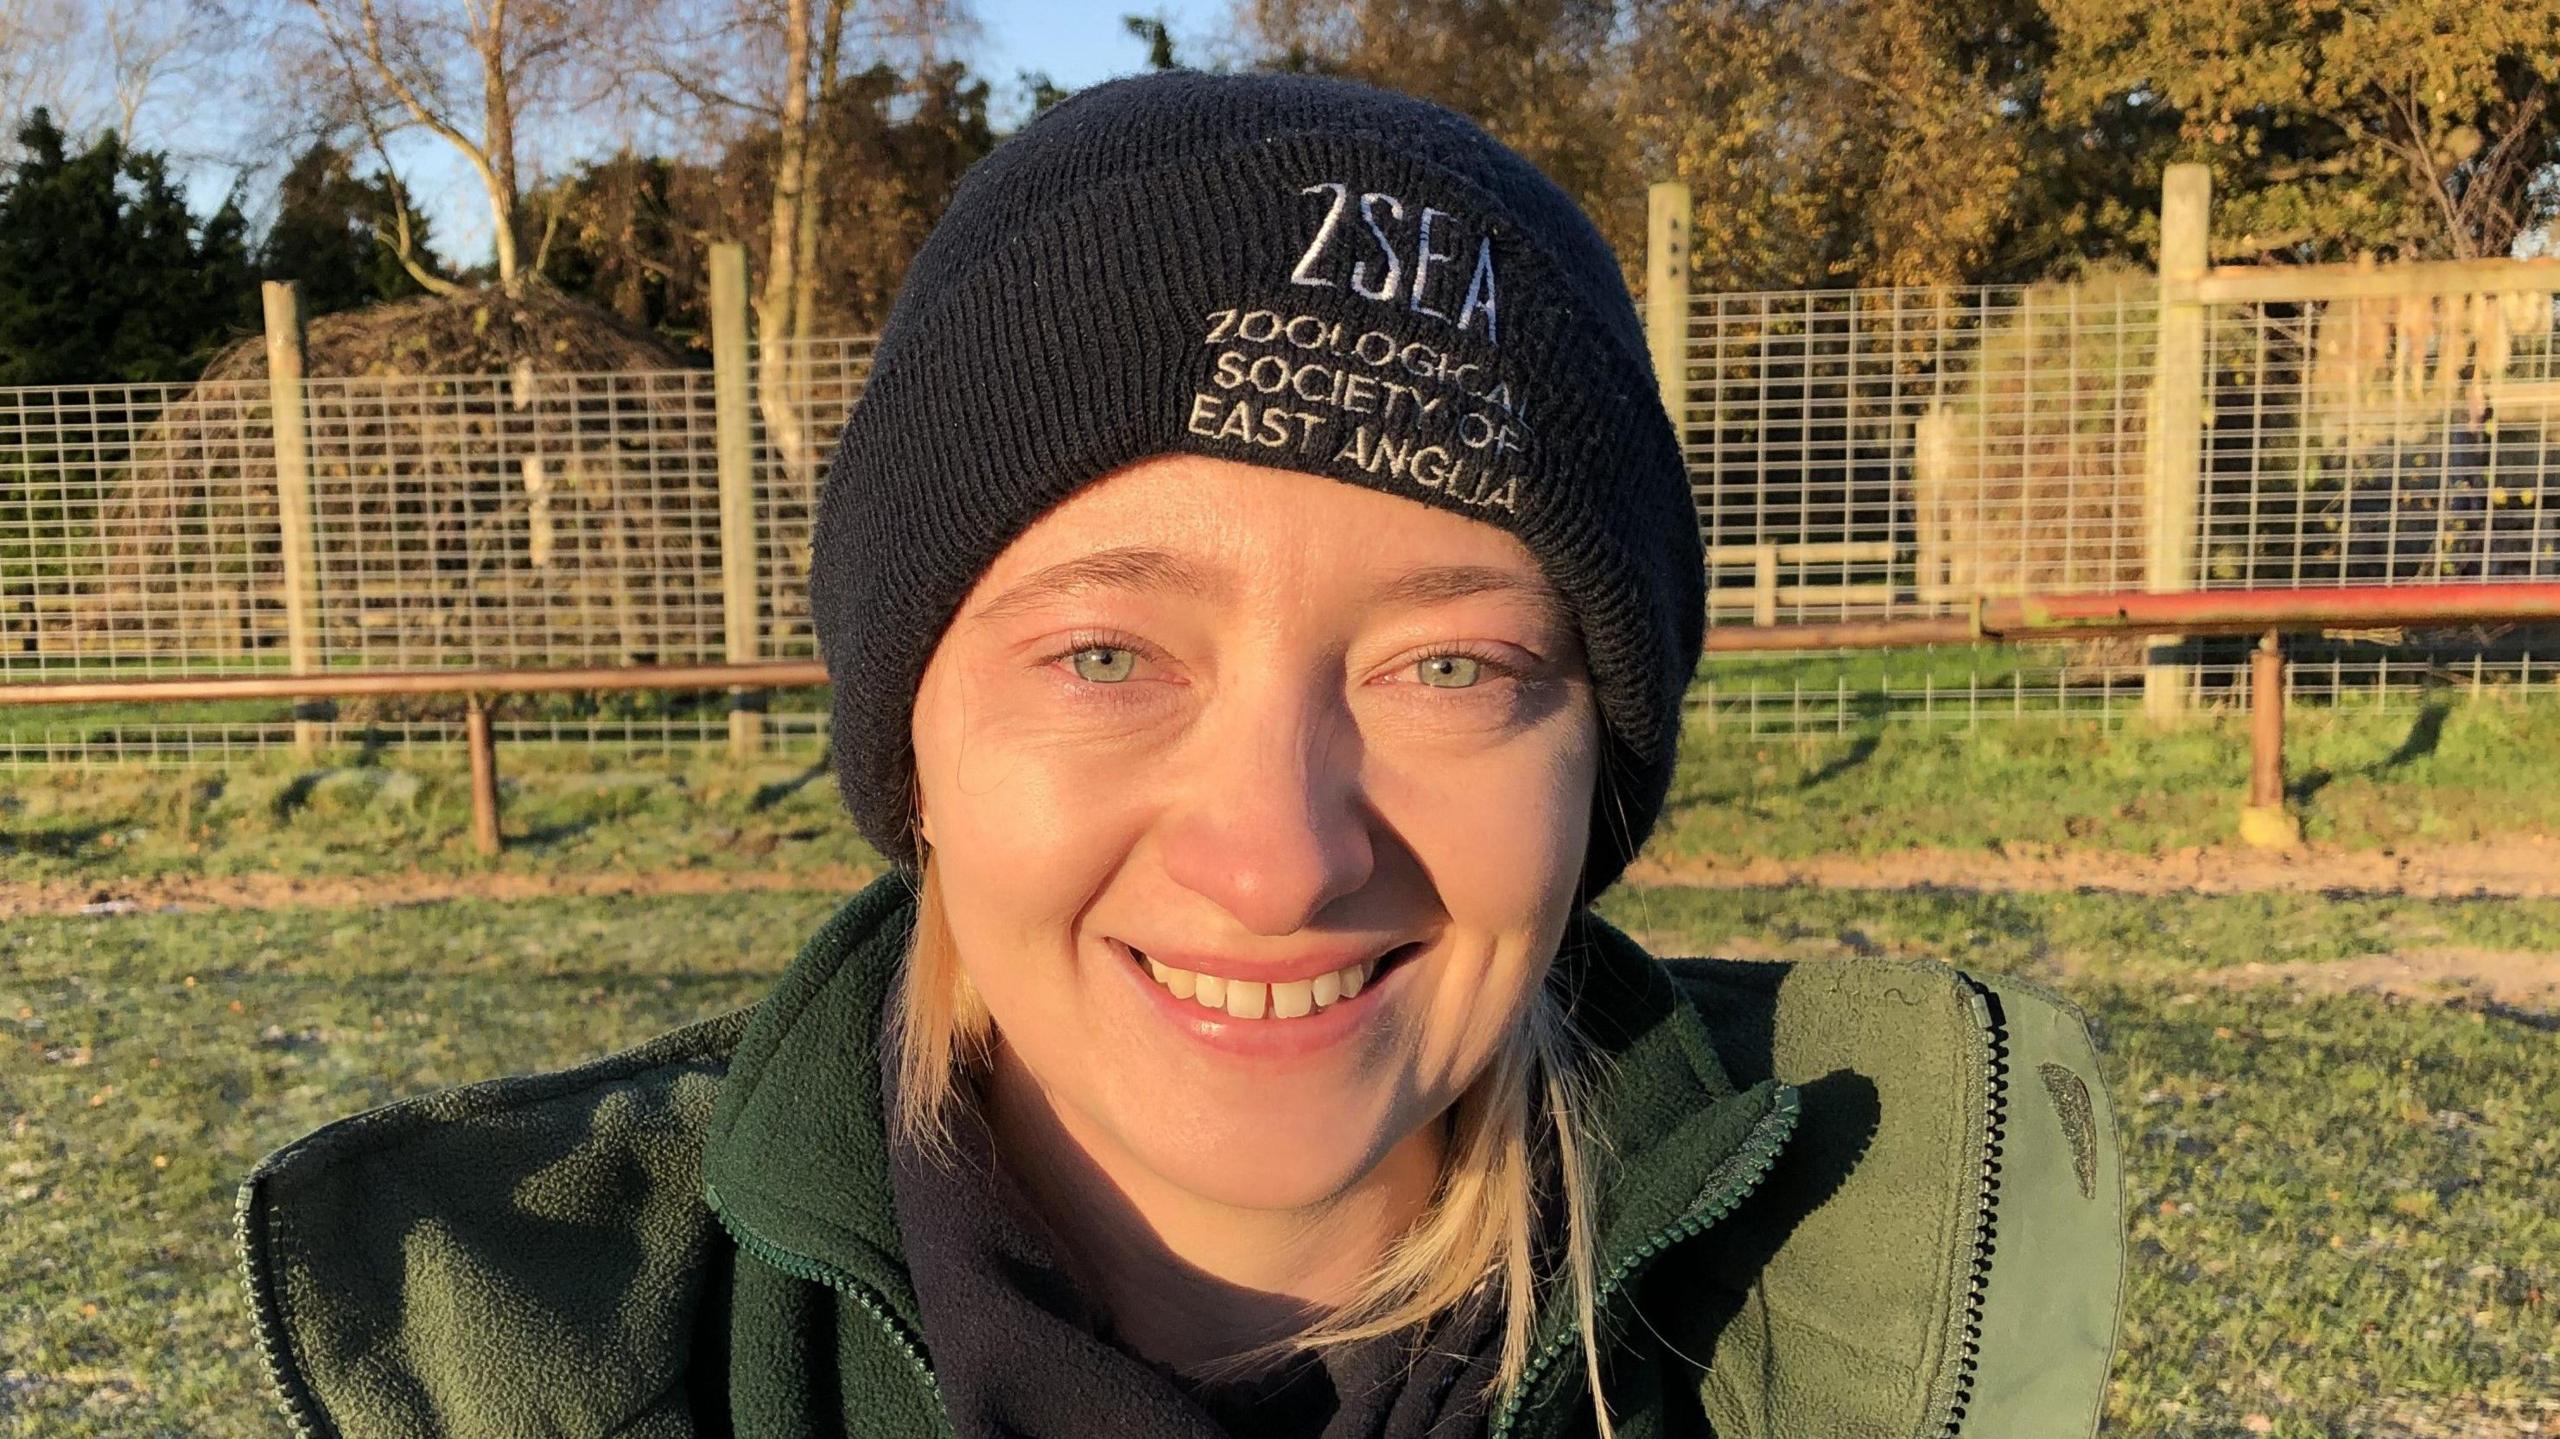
[{"left": 1155, "top": 690, "right": 1378, "bottom": 937}]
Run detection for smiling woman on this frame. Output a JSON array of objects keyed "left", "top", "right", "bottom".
[
  {"left": 233, "top": 68, "right": 2125, "bottom": 1439},
  {"left": 892, "top": 456, "right": 1609, "bottom": 1405}
]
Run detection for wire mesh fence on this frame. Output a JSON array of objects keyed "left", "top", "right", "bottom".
[
  {"left": 751, "top": 337, "right": 874, "bottom": 666},
  {"left": 0, "top": 341, "right": 855, "bottom": 763},
  {"left": 1680, "top": 268, "right": 2560, "bottom": 727},
  {"left": 7, "top": 249, "right": 2560, "bottom": 762}
]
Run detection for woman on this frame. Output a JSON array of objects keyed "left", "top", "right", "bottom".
[{"left": 238, "top": 71, "right": 2124, "bottom": 1439}]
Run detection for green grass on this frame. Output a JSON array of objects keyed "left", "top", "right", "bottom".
[
  {"left": 3, "top": 887, "right": 2553, "bottom": 1435},
  {"left": 1602, "top": 881, "right": 2560, "bottom": 976},
  {"left": 0, "top": 893, "right": 831, "bottom": 1434},
  {"left": 0, "top": 744, "right": 865, "bottom": 885},
  {"left": 0, "top": 674, "right": 834, "bottom": 751},
  {"left": 1656, "top": 690, "right": 2560, "bottom": 860}
]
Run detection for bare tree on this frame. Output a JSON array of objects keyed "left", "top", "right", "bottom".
[
  {"left": 0, "top": 0, "right": 238, "bottom": 147},
  {"left": 98, "top": 0, "right": 231, "bottom": 142},
  {"left": 0, "top": 0, "right": 73, "bottom": 132},
  {"left": 288, "top": 0, "right": 600, "bottom": 294},
  {"left": 625, "top": 0, "right": 970, "bottom": 474}
]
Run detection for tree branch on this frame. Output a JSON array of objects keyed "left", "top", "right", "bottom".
[
  {"left": 350, "top": 84, "right": 464, "bottom": 296},
  {"left": 529, "top": 180, "right": 567, "bottom": 280}
]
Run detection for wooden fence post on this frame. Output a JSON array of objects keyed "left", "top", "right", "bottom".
[
  {"left": 466, "top": 690, "right": 502, "bottom": 856},
  {"left": 1646, "top": 181, "right": 1694, "bottom": 455},
  {"left": 2144, "top": 163, "right": 2212, "bottom": 721},
  {"left": 261, "top": 281, "right": 323, "bottom": 759},
  {"left": 710, "top": 244, "right": 764, "bottom": 761}
]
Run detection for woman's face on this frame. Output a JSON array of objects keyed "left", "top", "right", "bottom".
[{"left": 910, "top": 454, "right": 1600, "bottom": 1214}]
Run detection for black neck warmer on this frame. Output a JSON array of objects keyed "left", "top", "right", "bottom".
[{"left": 882, "top": 1051, "right": 1504, "bottom": 1439}]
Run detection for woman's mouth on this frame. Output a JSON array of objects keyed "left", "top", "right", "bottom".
[{"left": 1117, "top": 940, "right": 1422, "bottom": 1021}]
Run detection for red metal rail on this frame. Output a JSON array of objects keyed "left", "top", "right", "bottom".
[
  {"left": 1704, "top": 581, "right": 2560, "bottom": 651},
  {"left": 1704, "top": 579, "right": 2560, "bottom": 848},
  {"left": 0, "top": 660, "right": 829, "bottom": 705}
]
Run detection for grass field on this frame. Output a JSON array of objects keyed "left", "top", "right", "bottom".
[{"left": 5, "top": 694, "right": 2559, "bottom": 1435}]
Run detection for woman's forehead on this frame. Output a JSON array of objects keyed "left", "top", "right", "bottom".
[
  {"left": 979, "top": 454, "right": 1554, "bottom": 595},
  {"left": 958, "top": 464, "right": 1569, "bottom": 639}
]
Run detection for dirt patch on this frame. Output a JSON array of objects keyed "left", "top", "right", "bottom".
[
  {"left": 2173, "top": 946, "right": 2560, "bottom": 1015},
  {"left": 13, "top": 832, "right": 2560, "bottom": 925},
  {"left": 1627, "top": 834, "right": 2560, "bottom": 901},
  {"left": 2328, "top": 1394, "right": 2559, "bottom": 1439},
  {"left": 0, "top": 863, "right": 884, "bottom": 919}
]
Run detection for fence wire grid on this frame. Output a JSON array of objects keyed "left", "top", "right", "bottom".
[
  {"left": 3, "top": 273, "right": 2556, "bottom": 761},
  {"left": 1679, "top": 272, "right": 2560, "bottom": 732}
]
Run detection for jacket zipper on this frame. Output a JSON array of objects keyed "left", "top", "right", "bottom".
[
  {"left": 234, "top": 1178, "right": 331, "bottom": 1439},
  {"left": 1938, "top": 973, "right": 2014, "bottom": 1438},
  {"left": 1486, "top": 1084, "right": 1803, "bottom": 1439},
  {"left": 702, "top": 1181, "right": 949, "bottom": 1431}
]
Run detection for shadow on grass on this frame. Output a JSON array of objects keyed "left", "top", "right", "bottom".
[
  {"left": 2288, "top": 766, "right": 2336, "bottom": 806},
  {"left": 751, "top": 756, "right": 832, "bottom": 813},
  {"left": 272, "top": 771, "right": 326, "bottom": 821},
  {"left": 2289, "top": 700, "right": 2451, "bottom": 806},
  {"left": 2372, "top": 701, "right": 2451, "bottom": 773},
  {"left": 2478, "top": 999, "right": 2560, "bottom": 1033},
  {"left": 1791, "top": 692, "right": 1891, "bottom": 792},
  {"left": 513, "top": 819, "right": 599, "bottom": 848},
  {"left": 0, "top": 822, "right": 113, "bottom": 857}
]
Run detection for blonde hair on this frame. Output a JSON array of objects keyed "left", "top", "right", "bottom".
[{"left": 885, "top": 840, "right": 1619, "bottom": 1434}]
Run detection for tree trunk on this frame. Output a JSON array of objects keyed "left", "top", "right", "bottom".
[
  {"left": 481, "top": 0, "right": 523, "bottom": 289},
  {"left": 754, "top": 0, "right": 819, "bottom": 488},
  {"left": 792, "top": 0, "right": 856, "bottom": 351}
]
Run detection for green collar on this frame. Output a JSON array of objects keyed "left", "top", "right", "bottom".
[{"left": 698, "top": 871, "right": 1798, "bottom": 1427}]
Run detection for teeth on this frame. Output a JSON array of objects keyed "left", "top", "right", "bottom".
[
  {"left": 1131, "top": 944, "right": 1402, "bottom": 1019},
  {"left": 1146, "top": 957, "right": 1197, "bottom": 1000},
  {"left": 1224, "top": 980, "right": 1267, "bottom": 1019}
]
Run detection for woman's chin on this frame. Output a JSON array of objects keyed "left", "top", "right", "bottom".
[{"left": 1104, "top": 1104, "right": 1399, "bottom": 1214}]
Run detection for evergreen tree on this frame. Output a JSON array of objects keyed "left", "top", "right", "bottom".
[
  {"left": 0, "top": 108, "right": 260, "bottom": 387},
  {"left": 258, "top": 140, "right": 439, "bottom": 317}
]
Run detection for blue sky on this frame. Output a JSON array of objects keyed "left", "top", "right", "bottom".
[{"left": 976, "top": 0, "right": 1236, "bottom": 122}]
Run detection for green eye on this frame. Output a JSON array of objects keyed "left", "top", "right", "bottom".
[
  {"left": 1417, "top": 655, "right": 1482, "bottom": 688},
  {"left": 1069, "top": 647, "right": 1138, "bottom": 683}
]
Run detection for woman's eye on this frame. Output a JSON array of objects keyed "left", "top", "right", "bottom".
[
  {"left": 1407, "top": 648, "right": 1526, "bottom": 692},
  {"left": 1043, "top": 636, "right": 1516, "bottom": 695},
  {"left": 1066, "top": 646, "right": 1139, "bottom": 684},
  {"left": 1415, "top": 654, "right": 1482, "bottom": 688}
]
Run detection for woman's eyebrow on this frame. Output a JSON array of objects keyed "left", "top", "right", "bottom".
[
  {"left": 1371, "top": 565, "right": 1576, "bottom": 636},
  {"left": 970, "top": 545, "right": 1572, "bottom": 634},
  {"left": 972, "top": 546, "right": 1227, "bottom": 624}
]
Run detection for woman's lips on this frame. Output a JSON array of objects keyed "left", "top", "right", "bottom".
[{"left": 1108, "top": 936, "right": 1418, "bottom": 1058}]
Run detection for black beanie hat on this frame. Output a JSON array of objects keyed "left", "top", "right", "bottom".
[{"left": 809, "top": 69, "right": 1701, "bottom": 902}]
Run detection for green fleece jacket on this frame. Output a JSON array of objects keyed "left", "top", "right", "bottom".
[{"left": 236, "top": 871, "right": 2125, "bottom": 1438}]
